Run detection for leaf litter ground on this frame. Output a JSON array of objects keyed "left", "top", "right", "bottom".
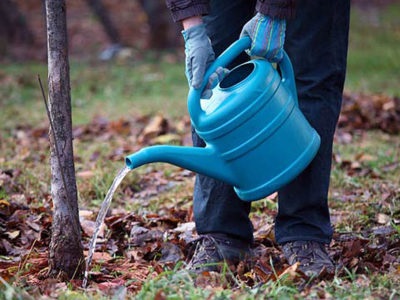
[{"left": 0, "top": 92, "right": 399, "bottom": 298}]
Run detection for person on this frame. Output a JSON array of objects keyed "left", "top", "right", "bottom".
[{"left": 165, "top": 0, "right": 350, "bottom": 278}]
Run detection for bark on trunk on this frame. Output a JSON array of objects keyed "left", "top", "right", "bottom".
[{"left": 46, "top": 0, "right": 84, "bottom": 279}]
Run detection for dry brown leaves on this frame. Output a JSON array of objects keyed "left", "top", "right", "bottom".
[
  {"left": 1, "top": 92, "right": 400, "bottom": 295},
  {"left": 1, "top": 193, "right": 398, "bottom": 295},
  {"left": 339, "top": 92, "right": 400, "bottom": 134}
]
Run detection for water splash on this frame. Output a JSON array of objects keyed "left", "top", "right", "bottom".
[{"left": 82, "top": 166, "right": 131, "bottom": 288}]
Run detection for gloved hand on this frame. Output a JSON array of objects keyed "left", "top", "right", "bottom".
[
  {"left": 240, "top": 13, "right": 286, "bottom": 62},
  {"left": 201, "top": 67, "right": 229, "bottom": 99},
  {"left": 182, "top": 23, "right": 215, "bottom": 90}
]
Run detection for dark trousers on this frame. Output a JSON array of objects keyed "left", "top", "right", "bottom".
[{"left": 192, "top": 0, "right": 350, "bottom": 244}]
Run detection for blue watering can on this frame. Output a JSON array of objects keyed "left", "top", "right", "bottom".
[{"left": 125, "top": 37, "right": 320, "bottom": 201}]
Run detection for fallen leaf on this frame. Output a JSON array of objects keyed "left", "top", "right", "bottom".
[
  {"left": 0, "top": 199, "right": 11, "bottom": 207},
  {"left": 253, "top": 223, "right": 274, "bottom": 241},
  {"left": 376, "top": 213, "right": 391, "bottom": 225},
  {"left": 84, "top": 251, "right": 112, "bottom": 262},
  {"left": 77, "top": 170, "right": 95, "bottom": 178},
  {"left": 5, "top": 230, "right": 20, "bottom": 240},
  {"left": 81, "top": 219, "right": 106, "bottom": 238},
  {"left": 138, "top": 114, "right": 169, "bottom": 143},
  {"left": 79, "top": 210, "right": 94, "bottom": 218},
  {"left": 151, "top": 133, "right": 182, "bottom": 145},
  {"left": 252, "top": 259, "right": 274, "bottom": 283},
  {"left": 129, "top": 225, "right": 150, "bottom": 246},
  {"left": 97, "top": 278, "right": 126, "bottom": 292},
  {"left": 278, "top": 262, "right": 301, "bottom": 281},
  {"left": 158, "top": 242, "right": 183, "bottom": 263},
  {"left": 173, "top": 222, "right": 195, "bottom": 233},
  {"left": 109, "top": 119, "right": 131, "bottom": 135}
]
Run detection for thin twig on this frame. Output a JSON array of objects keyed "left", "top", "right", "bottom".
[
  {"left": 38, "top": 74, "right": 74, "bottom": 216},
  {"left": 18, "top": 239, "right": 37, "bottom": 274}
]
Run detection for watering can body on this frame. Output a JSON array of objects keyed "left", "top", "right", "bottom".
[{"left": 126, "top": 37, "right": 320, "bottom": 201}]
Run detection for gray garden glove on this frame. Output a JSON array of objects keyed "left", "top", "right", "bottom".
[
  {"left": 182, "top": 23, "right": 228, "bottom": 98},
  {"left": 240, "top": 13, "right": 286, "bottom": 62},
  {"left": 182, "top": 23, "right": 215, "bottom": 89}
]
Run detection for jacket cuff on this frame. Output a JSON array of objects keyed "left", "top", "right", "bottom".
[
  {"left": 168, "top": 3, "right": 210, "bottom": 22},
  {"left": 256, "top": 0, "right": 296, "bottom": 19}
]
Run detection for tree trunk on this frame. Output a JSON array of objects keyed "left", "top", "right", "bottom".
[{"left": 46, "top": 0, "right": 84, "bottom": 279}]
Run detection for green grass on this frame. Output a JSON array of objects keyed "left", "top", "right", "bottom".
[
  {"left": 67, "top": 58, "right": 187, "bottom": 124},
  {"left": 135, "top": 266, "right": 301, "bottom": 300},
  {"left": 330, "top": 131, "right": 400, "bottom": 233},
  {"left": 0, "top": 57, "right": 187, "bottom": 129},
  {"left": 346, "top": 3, "right": 400, "bottom": 96}
]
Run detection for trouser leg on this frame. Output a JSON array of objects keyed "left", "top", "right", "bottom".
[
  {"left": 191, "top": 0, "right": 350, "bottom": 245},
  {"left": 275, "top": 0, "right": 350, "bottom": 244},
  {"left": 191, "top": 0, "right": 256, "bottom": 243}
]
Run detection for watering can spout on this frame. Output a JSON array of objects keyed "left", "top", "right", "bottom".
[{"left": 125, "top": 145, "right": 235, "bottom": 185}]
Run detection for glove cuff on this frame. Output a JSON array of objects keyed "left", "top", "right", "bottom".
[
  {"left": 255, "top": 12, "right": 286, "bottom": 25},
  {"left": 182, "top": 23, "right": 208, "bottom": 43}
]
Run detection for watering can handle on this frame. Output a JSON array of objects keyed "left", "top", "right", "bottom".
[
  {"left": 188, "top": 36, "right": 251, "bottom": 126},
  {"left": 188, "top": 36, "right": 297, "bottom": 126},
  {"left": 279, "top": 51, "right": 298, "bottom": 107}
]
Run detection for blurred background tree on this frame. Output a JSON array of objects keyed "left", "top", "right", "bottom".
[
  {"left": 0, "top": 0, "right": 181, "bottom": 62},
  {"left": 0, "top": 0, "right": 34, "bottom": 55}
]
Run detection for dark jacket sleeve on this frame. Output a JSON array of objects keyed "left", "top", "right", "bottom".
[
  {"left": 165, "top": 0, "right": 295, "bottom": 22},
  {"left": 256, "top": 0, "right": 296, "bottom": 19},
  {"left": 165, "top": 0, "right": 210, "bottom": 22}
]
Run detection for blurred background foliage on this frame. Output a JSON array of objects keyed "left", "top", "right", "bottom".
[{"left": 0, "top": 0, "right": 399, "bottom": 126}]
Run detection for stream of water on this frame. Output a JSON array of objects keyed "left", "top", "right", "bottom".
[{"left": 82, "top": 166, "right": 131, "bottom": 288}]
